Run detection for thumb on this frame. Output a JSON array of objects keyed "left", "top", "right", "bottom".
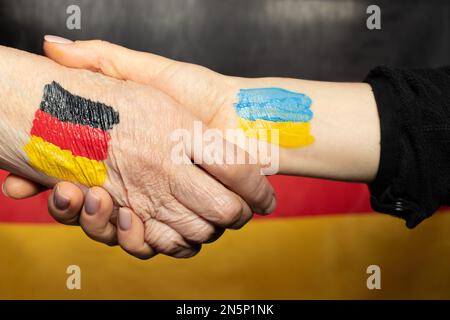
[
  {"left": 2, "top": 173, "right": 47, "bottom": 199},
  {"left": 43, "top": 35, "right": 176, "bottom": 84}
]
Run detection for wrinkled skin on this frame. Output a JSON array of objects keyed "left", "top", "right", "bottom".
[
  {"left": 100, "top": 79, "right": 262, "bottom": 258},
  {"left": 0, "top": 45, "right": 275, "bottom": 259}
]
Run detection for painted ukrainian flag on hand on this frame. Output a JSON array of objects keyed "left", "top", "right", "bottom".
[
  {"left": 235, "top": 88, "right": 314, "bottom": 148},
  {"left": 23, "top": 81, "right": 119, "bottom": 187}
]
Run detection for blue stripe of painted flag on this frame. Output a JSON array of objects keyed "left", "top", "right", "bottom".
[{"left": 235, "top": 88, "right": 313, "bottom": 122}]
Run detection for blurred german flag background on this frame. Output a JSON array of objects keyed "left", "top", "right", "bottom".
[
  {"left": 1, "top": 170, "right": 450, "bottom": 299},
  {"left": 1, "top": 0, "right": 450, "bottom": 300}
]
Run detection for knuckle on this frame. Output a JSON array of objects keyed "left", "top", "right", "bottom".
[
  {"left": 143, "top": 219, "right": 197, "bottom": 257},
  {"left": 164, "top": 239, "right": 185, "bottom": 255},
  {"left": 229, "top": 213, "right": 253, "bottom": 230},
  {"left": 216, "top": 198, "right": 242, "bottom": 226},
  {"left": 250, "top": 178, "right": 271, "bottom": 207},
  {"left": 204, "top": 228, "right": 225, "bottom": 244},
  {"left": 187, "top": 223, "right": 216, "bottom": 243},
  {"left": 150, "top": 230, "right": 184, "bottom": 255}
]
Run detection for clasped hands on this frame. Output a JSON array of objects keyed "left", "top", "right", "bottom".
[{"left": 2, "top": 38, "right": 276, "bottom": 259}]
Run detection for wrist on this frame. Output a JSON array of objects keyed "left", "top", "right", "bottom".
[{"left": 224, "top": 77, "right": 380, "bottom": 181}]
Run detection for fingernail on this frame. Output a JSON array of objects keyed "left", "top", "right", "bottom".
[
  {"left": 1, "top": 183, "right": 9, "bottom": 197},
  {"left": 85, "top": 189, "right": 100, "bottom": 215},
  {"left": 54, "top": 186, "right": 70, "bottom": 211},
  {"left": 265, "top": 197, "right": 276, "bottom": 214},
  {"left": 119, "top": 208, "right": 132, "bottom": 231},
  {"left": 44, "top": 35, "right": 73, "bottom": 44}
]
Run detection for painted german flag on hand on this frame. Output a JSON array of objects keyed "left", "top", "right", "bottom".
[{"left": 24, "top": 81, "right": 120, "bottom": 186}]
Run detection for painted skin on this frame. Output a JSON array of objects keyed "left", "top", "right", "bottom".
[
  {"left": 235, "top": 88, "right": 314, "bottom": 148},
  {"left": 24, "top": 81, "right": 119, "bottom": 186}
]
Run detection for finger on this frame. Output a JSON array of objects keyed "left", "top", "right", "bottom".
[
  {"left": 199, "top": 138, "right": 277, "bottom": 215},
  {"left": 229, "top": 197, "right": 253, "bottom": 230},
  {"left": 47, "top": 181, "right": 84, "bottom": 225},
  {"left": 117, "top": 207, "right": 155, "bottom": 260},
  {"left": 171, "top": 164, "right": 244, "bottom": 228},
  {"left": 43, "top": 37, "right": 175, "bottom": 84},
  {"left": 79, "top": 187, "right": 118, "bottom": 246},
  {"left": 204, "top": 227, "right": 225, "bottom": 244},
  {"left": 183, "top": 124, "right": 276, "bottom": 215},
  {"left": 142, "top": 216, "right": 201, "bottom": 259},
  {"left": 2, "top": 173, "right": 47, "bottom": 199},
  {"left": 155, "top": 200, "right": 217, "bottom": 244}
]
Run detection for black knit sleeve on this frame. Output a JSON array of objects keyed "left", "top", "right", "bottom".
[{"left": 364, "top": 66, "right": 450, "bottom": 228}]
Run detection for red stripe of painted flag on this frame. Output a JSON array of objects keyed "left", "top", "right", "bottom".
[{"left": 30, "top": 110, "right": 110, "bottom": 161}]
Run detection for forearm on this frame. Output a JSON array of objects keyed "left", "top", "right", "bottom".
[
  {"left": 235, "top": 77, "right": 381, "bottom": 182},
  {"left": 0, "top": 45, "right": 123, "bottom": 190},
  {"left": 0, "top": 45, "right": 60, "bottom": 184}
]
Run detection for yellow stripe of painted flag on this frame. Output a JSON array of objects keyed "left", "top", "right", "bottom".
[
  {"left": 23, "top": 136, "right": 107, "bottom": 187},
  {"left": 239, "top": 118, "right": 314, "bottom": 148}
]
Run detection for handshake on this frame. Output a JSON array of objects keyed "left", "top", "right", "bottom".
[
  {"left": 0, "top": 36, "right": 380, "bottom": 260},
  {"left": 0, "top": 37, "right": 281, "bottom": 260}
]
